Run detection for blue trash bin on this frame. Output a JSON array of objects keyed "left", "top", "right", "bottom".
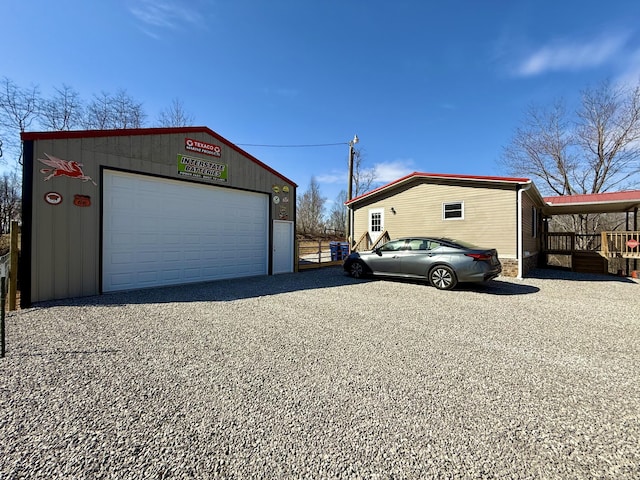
[
  {"left": 329, "top": 242, "right": 339, "bottom": 261},
  {"left": 339, "top": 242, "right": 349, "bottom": 260}
]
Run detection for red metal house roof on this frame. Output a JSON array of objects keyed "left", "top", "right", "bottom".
[{"left": 345, "top": 171, "right": 532, "bottom": 205}]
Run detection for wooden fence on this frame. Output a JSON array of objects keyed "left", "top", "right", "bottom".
[
  {"left": 1, "top": 221, "right": 20, "bottom": 358},
  {"left": 296, "top": 239, "right": 349, "bottom": 270}
]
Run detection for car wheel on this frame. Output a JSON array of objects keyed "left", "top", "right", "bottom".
[
  {"left": 348, "top": 260, "right": 367, "bottom": 279},
  {"left": 429, "top": 265, "right": 457, "bottom": 290}
]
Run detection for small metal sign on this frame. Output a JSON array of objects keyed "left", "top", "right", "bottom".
[{"left": 44, "top": 192, "right": 63, "bottom": 205}]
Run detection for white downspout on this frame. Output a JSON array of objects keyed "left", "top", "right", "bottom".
[{"left": 517, "top": 182, "right": 533, "bottom": 279}]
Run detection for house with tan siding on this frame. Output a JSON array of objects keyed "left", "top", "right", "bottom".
[{"left": 345, "top": 172, "right": 546, "bottom": 278}]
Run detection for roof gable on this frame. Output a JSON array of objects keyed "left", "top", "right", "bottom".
[
  {"left": 20, "top": 126, "right": 297, "bottom": 186},
  {"left": 346, "top": 171, "right": 531, "bottom": 205}
]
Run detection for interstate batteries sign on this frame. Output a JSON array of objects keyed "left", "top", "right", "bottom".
[{"left": 177, "top": 154, "right": 228, "bottom": 181}]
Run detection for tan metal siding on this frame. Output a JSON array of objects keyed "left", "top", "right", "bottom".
[
  {"left": 31, "top": 139, "right": 102, "bottom": 302},
  {"left": 353, "top": 182, "right": 518, "bottom": 257},
  {"left": 28, "top": 131, "right": 294, "bottom": 303}
]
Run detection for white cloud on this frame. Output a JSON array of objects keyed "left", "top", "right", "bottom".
[
  {"left": 315, "top": 172, "right": 343, "bottom": 184},
  {"left": 316, "top": 159, "right": 415, "bottom": 189},
  {"left": 372, "top": 159, "right": 415, "bottom": 183},
  {"left": 515, "top": 33, "right": 629, "bottom": 77},
  {"left": 129, "top": 0, "right": 203, "bottom": 32}
]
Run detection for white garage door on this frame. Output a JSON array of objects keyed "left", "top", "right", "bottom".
[{"left": 103, "top": 170, "right": 269, "bottom": 292}]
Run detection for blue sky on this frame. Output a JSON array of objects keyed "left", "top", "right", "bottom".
[{"left": 4, "top": 0, "right": 640, "bottom": 208}]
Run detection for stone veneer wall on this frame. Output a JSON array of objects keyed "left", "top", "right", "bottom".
[
  {"left": 500, "top": 254, "right": 540, "bottom": 278},
  {"left": 501, "top": 259, "right": 519, "bottom": 277}
]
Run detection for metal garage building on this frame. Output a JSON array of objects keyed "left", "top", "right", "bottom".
[{"left": 21, "top": 127, "right": 297, "bottom": 306}]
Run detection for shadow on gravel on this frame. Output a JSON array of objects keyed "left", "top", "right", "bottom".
[
  {"left": 32, "top": 265, "right": 635, "bottom": 310},
  {"left": 384, "top": 278, "right": 540, "bottom": 295},
  {"left": 455, "top": 280, "right": 540, "bottom": 295},
  {"left": 528, "top": 267, "right": 638, "bottom": 283},
  {"left": 32, "top": 267, "right": 361, "bottom": 307}
]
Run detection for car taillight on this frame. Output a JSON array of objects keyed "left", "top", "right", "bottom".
[{"left": 465, "top": 253, "right": 492, "bottom": 261}]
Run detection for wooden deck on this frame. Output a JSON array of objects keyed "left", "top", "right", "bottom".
[{"left": 544, "top": 231, "right": 640, "bottom": 258}]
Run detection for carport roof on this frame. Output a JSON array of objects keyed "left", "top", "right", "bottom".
[
  {"left": 21, "top": 126, "right": 298, "bottom": 187},
  {"left": 543, "top": 190, "right": 640, "bottom": 215}
]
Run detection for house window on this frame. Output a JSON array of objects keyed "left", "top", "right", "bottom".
[
  {"left": 443, "top": 202, "right": 464, "bottom": 220},
  {"left": 532, "top": 207, "right": 538, "bottom": 238},
  {"left": 371, "top": 211, "right": 382, "bottom": 233},
  {"left": 368, "top": 208, "right": 384, "bottom": 241}
]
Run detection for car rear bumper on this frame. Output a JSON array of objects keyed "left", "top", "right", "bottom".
[{"left": 459, "top": 263, "right": 502, "bottom": 283}]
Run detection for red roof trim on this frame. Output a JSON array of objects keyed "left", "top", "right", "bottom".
[
  {"left": 346, "top": 171, "right": 530, "bottom": 205},
  {"left": 543, "top": 190, "right": 640, "bottom": 205},
  {"left": 20, "top": 126, "right": 297, "bottom": 186}
]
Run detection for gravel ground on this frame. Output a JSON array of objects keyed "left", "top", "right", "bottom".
[{"left": 1, "top": 267, "right": 639, "bottom": 479}]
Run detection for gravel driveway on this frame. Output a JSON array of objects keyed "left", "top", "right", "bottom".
[{"left": 1, "top": 268, "right": 639, "bottom": 479}]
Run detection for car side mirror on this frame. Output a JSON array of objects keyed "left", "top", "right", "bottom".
[{"left": 374, "top": 247, "right": 382, "bottom": 256}]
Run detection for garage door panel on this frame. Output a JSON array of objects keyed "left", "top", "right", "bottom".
[{"left": 103, "top": 171, "right": 268, "bottom": 292}]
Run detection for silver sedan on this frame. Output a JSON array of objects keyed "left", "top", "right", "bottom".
[{"left": 343, "top": 237, "right": 502, "bottom": 290}]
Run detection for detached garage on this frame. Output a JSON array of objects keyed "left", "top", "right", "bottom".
[{"left": 21, "top": 127, "right": 297, "bottom": 306}]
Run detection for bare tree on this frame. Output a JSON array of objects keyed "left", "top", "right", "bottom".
[
  {"left": 0, "top": 77, "right": 40, "bottom": 164},
  {"left": 351, "top": 148, "right": 376, "bottom": 197},
  {"left": 501, "top": 80, "right": 640, "bottom": 196},
  {"left": 84, "top": 91, "right": 113, "bottom": 129},
  {"left": 296, "top": 177, "right": 326, "bottom": 235},
  {"left": 325, "top": 189, "right": 347, "bottom": 235},
  {"left": 575, "top": 81, "right": 640, "bottom": 193},
  {"left": 111, "top": 89, "right": 145, "bottom": 128},
  {"left": 40, "top": 84, "right": 83, "bottom": 130},
  {"left": 83, "top": 89, "right": 146, "bottom": 129},
  {"left": 157, "top": 98, "right": 195, "bottom": 127},
  {"left": 0, "top": 169, "right": 21, "bottom": 233},
  {"left": 501, "top": 80, "right": 640, "bottom": 238}
]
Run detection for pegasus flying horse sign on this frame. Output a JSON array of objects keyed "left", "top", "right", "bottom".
[{"left": 38, "top": 153, "right": 97, "bottom": 186}]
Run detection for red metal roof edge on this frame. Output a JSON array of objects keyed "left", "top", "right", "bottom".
[
  {"left": 20, "top": 126, "right": 298, "bottom": 187},
  {"left": 345, "top": 171, "right": 531, "bottom": 205},
  {"left": 543, "top": 190, "right": 640, "bottom": 205}
]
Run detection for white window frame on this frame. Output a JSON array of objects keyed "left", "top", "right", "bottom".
[{"left": 442, "top": 201, "right": 464, "bottom": 220}]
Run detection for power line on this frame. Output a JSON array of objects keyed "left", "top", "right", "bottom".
[{"left": 236, "top": 142, "right": 348, "bottom": 148}]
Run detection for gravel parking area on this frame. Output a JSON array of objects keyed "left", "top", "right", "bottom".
[{"left": 1, "top": 268, "right": 639, "bottom": 479}]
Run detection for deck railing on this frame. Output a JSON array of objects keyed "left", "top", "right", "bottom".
[
  {"left": 370, "top": 230, "right": 390, "bottom": 251},
  {"left": 544, "top": 232, "right": 603, "bottom": 253},
  {"left": 545, "top": 231, "right": 640, "bottom": 258},
  {"left": 601, "top": 231, "right": 640, "bottom": 258},
  {"left": 351, "top": 230, "right": 391, "bottom": 252},
  {"left": 352, "top": 231, "right": 370, "bottom": 252}
]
